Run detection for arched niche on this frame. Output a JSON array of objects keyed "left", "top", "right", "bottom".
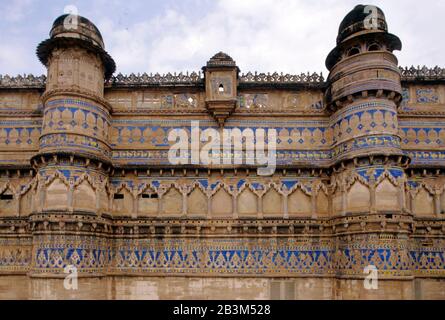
[
  {"left": 263, "top": 187, "right": 282, "bottom": 217},
  {"left": 0, "top": 187, "right": 16, "bottom": 216},
  {"left": 440, "top": 189, "right": 445, "bottom": 215},
  {"left": 288, "top": 187, "right": 311, "bottom": 217},
  {"left": 73, "top": 180, "right": 96, "bottom": 212},
  {"left": 237, "top": 187, "right": 258, "bottom": 217},
  {"left": 332, "top": 186, "right": 343, "bottom": 215},
  {"left": 161, "top": 187, "right": 182, "bottom": 216},
  {"left": 187, "top": 186, "right": 207, "bottom": 217},
  {"left": 86, "top": 112, "right": 96, "bottom": 132},
  {"left": 73, "top": 109, "right": 84, "bottom": 129},
  {"left": 20, "top": 187, "right": 34, "bottom": 216},
  {"left": 211, "top": 187, "right": 232, "bottom": 218},
  {"left": 346, "top": 181, "right": 370, "bottom": 213},
  {"left": 413, "top": 187, "right": 434, "bottom": 217},
  {"left": 61, "top": 107, "right": 72, "bottom": 127},
  {"left": 112, "top": 187, "right": 133, "bottom": 216},
  {"left": 97, "top": 187, "right": 110, "bottom": 214},
  {"left": 45, "top": 178, "right": 68, "bottom": 210},
  {"left": 316, "top": 190, "right": 329, "bottom": 217},
  {"left": 138, "top": 186, "right": 158, "bottom": 217},
  {"left": 375, "top": 178, "right": 399, "bottom": 211}
]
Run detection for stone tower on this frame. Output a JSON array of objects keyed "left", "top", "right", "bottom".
[
  {"left": 325, "top": 5, "right": 413, "bottom": 284},
  {"left": 31, "top": 14, "right": 116, "bottom": 276}
]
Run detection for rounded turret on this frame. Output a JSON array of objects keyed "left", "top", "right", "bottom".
[
  {"left": 325, "top": 4, "right": 408, "bottom": 164},
  {"left": 34, "top": 14, "right": 114, "bottom": 166},
  {"left": 37, "top": 14, "right": 115, "bottom": 80}
]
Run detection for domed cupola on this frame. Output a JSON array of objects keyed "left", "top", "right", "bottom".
[
  {"left": 337, "top": 4, "right": 387, "bottom": 43},
  {"left": 326, "top": 4, "right": 401, "bottom": 71},
  {"left": 37, "top": 14, "right": 115, "bottom": 80}
]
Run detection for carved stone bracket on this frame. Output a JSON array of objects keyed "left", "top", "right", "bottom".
[{"left": 205, "top": 99, "right": 237, "bottom": 126}]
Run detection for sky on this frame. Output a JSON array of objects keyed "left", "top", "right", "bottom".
[{"left": 0, "top": 0, "right": 443, "bottom": 76}]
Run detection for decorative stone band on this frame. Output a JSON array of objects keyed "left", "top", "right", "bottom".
[
  {"left": 24, "top": 234, "right": 445, "bottom": 278},
  {"left": 111, "top": 149, "right": 333, "bottom": 167},
  {"left": 42, "top": 98, "right": 111, "bottom": 143},
  {"left": 405, "top": 151, "right": 445, "bottom": 167},
  {"left": 331, "top": 134, "right": 403, "bottom": 163},
  {"left": 328, "top": 56, "right": 402, "bottom": 103},
  {"left": 1, "top": 213, "right": 444, "bottom": 278},
  {"left": 330, "top": 100, "right": 399, "bottom": 144},
  {"left": 38, "top": 133, "right": 112, "bottom": 162},
  {"left": 31, "top": 234, "right": 110, "bottom": 277},
  {"left": 0, "top": 237, "right": 32, "bottom": 274},
  {"left": 110, "top": 141, "right": 402, "bottom": 167},
  {"left": 37, "top": 96, "right": 112, "bottom": 163},
  {"left": 330, "top": 79, "right": 402, "bottom": 104}
]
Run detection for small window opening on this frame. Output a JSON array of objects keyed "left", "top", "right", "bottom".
[
  {"left": 142, "top": 193, "right": 158, "bottom": 199},
  {"left": 114, "top": 193, "right": 124, "bottom": 199},
  {"left": 0, "top": 194, "right": 13, "bottom": 200},
  {"left": 218, "top": 84, "right": 225, "bottom": 93},
  {"left": 385, "top": 214, "right": 393, "bottom": 219},
  {"left": 368, "top": 44, "right": 381, "bottom": 52},
  {"left": 347, "top": 47, "right": 360, "bottom": 57}
]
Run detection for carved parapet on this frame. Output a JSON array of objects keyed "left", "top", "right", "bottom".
[
  {"left": 2, "top": 67, "right": 445, "bottom": 90},
  {"left": 0, "top": 74, "right": 46, "bottom": 88},
  {"left": 399, "top": 66, "right": 445, "bottom": 82},
  {"left": 239, "top": 71, "right": 325, "bottom": 84},
  {"left": 108, "top": 71, "right": 202, "bottom": 87}
]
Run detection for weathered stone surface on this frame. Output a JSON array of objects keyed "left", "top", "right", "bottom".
[{"left": 0, "top": 5, "right": 444, "bottom": 299}]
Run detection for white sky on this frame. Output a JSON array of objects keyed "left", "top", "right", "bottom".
[{"left": 0, "top": 0, "right": 443, "bottom": 76}]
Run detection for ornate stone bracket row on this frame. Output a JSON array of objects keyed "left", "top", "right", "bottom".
[
  {"left": 19, "top": 212, "right": 425, "bottom": 236},
  {"left": 1, "top": 66, "right": 444, "bottom": 88}
]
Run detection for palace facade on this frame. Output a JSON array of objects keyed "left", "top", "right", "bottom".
[{"left": 0, "top": 5, "right": 444, "bottom": 299}]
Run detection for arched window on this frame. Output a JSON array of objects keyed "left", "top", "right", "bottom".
[
  {"left": 367, "top": 43, "right": 381, "bottom": 52},
  {"left": 346, "top": 47, "right": 360, "bottom": 57}
]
